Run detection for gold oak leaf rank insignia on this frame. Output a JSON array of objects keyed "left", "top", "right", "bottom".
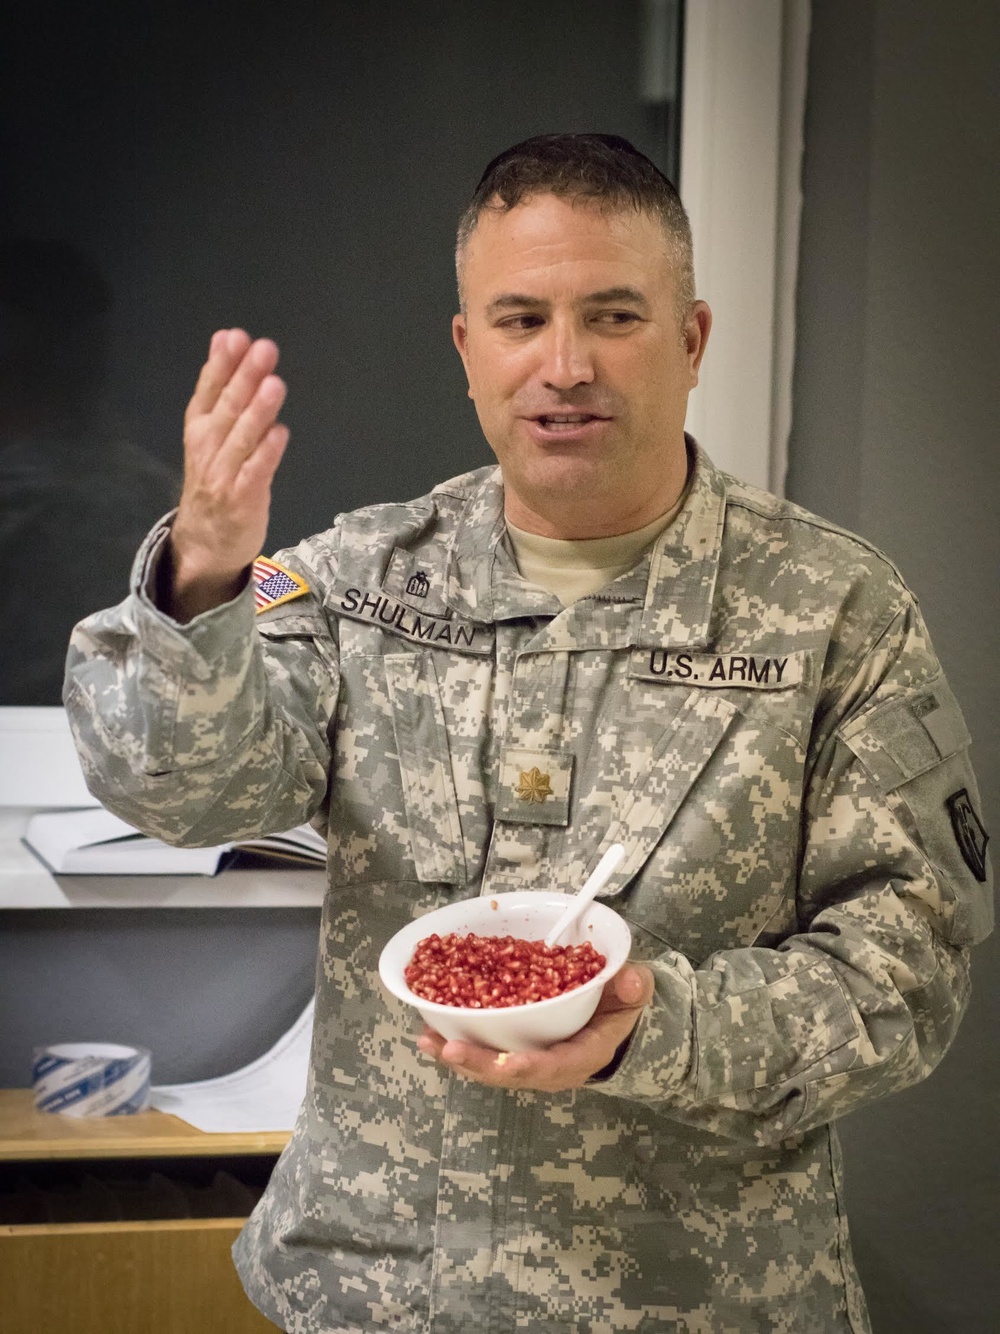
[{"left": 515, "top": 768, "right": 554, "bottom": 804}]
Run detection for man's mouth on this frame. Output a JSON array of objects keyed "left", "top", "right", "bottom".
[{"left": 533, "top": 413, "right": 608, "bottom": 431}]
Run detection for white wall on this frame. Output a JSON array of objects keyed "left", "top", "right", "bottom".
[{"left": 681, "top": 0, "right": 810, "bottom": 494}]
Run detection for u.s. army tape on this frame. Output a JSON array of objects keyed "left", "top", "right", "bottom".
[{"left": 32, "top": 1042, "right": 151, "bottom": 1116}]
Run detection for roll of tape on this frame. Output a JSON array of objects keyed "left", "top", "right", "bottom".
[{"left": 32, "top": 1043, "right": 151, "bottom": 1116}]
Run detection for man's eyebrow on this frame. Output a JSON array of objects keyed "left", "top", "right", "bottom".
[
  {"left": 485, "top": 293, "right": 546, "bottom": 317},
  {"left": 485, "top": 287, "right": 651, "bottom": 317},
  {"left": 581, "top": 286, "right": 650, "bottom": 311}
]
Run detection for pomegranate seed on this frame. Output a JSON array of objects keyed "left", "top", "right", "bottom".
[{"left": 404, "top": 932, "right": 607, "bottom": 1008}]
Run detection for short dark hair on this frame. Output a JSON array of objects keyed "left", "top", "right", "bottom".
[{"left": 456, "top": 133, "right": 694, "bottom": 315}]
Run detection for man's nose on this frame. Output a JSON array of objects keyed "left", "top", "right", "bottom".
[{"left": 539, "top": 320, "right": 596, "bottom": 390}]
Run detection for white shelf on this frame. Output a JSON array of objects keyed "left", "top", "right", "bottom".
[{"left": 0, "top": 809, "right": 325, "bottom": 910}]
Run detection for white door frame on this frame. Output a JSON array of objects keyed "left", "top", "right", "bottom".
[{"left": 680, "top": 0, "right": 811, "bottom": 494}]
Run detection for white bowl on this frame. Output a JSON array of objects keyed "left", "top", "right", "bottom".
[{"left": 378, "top": 891, "right": 632, "bottom": 1052}]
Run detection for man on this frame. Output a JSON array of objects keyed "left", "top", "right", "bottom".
[{"left": 65, "top": 135, "right": 991, "bottom": 1333}]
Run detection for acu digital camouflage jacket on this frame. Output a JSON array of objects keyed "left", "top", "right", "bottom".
[{"left": 64, "top": 443, "right": 993, "bottom": 1334}]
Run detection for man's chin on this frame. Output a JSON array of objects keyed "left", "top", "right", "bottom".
[
  {"left": 498, "top": 457, "right": 632, "bottom": 534},
  {"left": 515, "top": 456, "right": 619, "bottom": 499}
]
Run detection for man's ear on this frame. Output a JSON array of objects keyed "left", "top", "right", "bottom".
[
  {"left": 685, "top": 300, "right": 712, "bottom": 386},
  {"left": 452, "top": 313, "right": 474, "bottom": 399}
]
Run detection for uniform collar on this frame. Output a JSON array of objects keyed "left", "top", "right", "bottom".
[
  {"left": 442, "top": 468, "right": 556, "bottom": 622},
  {"left": 445, "top": 438, "right": 727, "bottom": 651},
  {"left": 638, "top": 439, "right": 726, "bottom": 649}
]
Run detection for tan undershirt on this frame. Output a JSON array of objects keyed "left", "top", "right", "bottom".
[{"left": 506, "top": 493, "right": 686, "bottom": 606}]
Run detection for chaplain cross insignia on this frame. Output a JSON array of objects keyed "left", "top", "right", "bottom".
[{"left": 515, "top": 767, "right": 554, "bottom": 804}]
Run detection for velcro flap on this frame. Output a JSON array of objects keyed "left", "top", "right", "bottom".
[
  {"left": 839, "top": 676, "right": 971, "bottom": 792},
  {"left": 255, "top": 597, "right": 327, "bottom": 638}
]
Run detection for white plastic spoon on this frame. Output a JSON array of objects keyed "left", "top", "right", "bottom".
[{"left": 544, "top": 843, "right": 627, "bottom": 948}]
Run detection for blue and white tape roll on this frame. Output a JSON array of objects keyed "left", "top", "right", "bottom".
[{"left": 32, "top": 1043, "right": 151, "bottom": 1116}]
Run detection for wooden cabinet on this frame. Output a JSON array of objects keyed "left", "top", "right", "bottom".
[{"left": 0, "top": 1089, "right": 287, "bottom": 1333}]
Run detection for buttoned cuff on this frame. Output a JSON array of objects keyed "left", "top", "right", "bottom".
[{"left": 130, "top": 512, "right": 256, "bottom": 680}]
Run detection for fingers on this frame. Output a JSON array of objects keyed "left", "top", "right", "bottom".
[
  {"left": 186, "top": 330, "right": 282, "bottom": 448},
  {"left": 238, "top": 421, "right": 290, "bottom": 492},
  {"left": 186, "top": 328, "right": 254, "bottom": 422},
  {"left": 183, "top": 330, "right": 289, "bottom": 493},
  {"left": 216, "top": 370, "right": 287, "bottom": 473},
  {"left": 416, "top": 966, "right": 654, "bottom": 1093},
  {"left": 420, "top": 1029, "right": 596, "bottom": 1092},
  {"left": 171, "top": 329, "right": 291, "bottom": 594},
  {"left": 417, "top": 1032, "right": 545, "bottom": 1088},
  {"left": 212, "top": 338, "right": 282, "bottom": 442}
]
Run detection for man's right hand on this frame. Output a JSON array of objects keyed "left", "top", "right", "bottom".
[{"left": 165, "top": 329, "right": 290, "bottom": 623}]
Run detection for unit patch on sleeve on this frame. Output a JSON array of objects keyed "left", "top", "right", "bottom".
[
  {"left": 946, "top": 788, "right": 990, "bottom": 882},
  {"left": 252, "top": 556, "right": 310, "bottom": 614}
]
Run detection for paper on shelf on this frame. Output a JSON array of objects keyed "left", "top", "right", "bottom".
[
  {"left": 0, "top": 808, "right": 65, "bottom": 906},
  {"left": 149, "top": 997, "right": 314, "bottom": 1134}
]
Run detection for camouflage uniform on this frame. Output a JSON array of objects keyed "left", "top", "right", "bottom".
[{"left": 64, "top": 442, "right": 992, "bottom": 1333}]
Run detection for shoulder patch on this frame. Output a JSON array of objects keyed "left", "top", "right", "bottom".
[
  {"left": 946, "top": 788, "right": 990, "bottom": 883},
  {"left": 252, "top": 555, "right": 310, "bottom": 614}
]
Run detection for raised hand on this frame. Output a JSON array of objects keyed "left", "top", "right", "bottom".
[{"left": 166, "top": 329, "right": 290, "bottom": 622}]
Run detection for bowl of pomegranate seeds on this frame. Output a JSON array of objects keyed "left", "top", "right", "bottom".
[{"left": 378, "top": 892, "right": 632, "bottom": 1051}]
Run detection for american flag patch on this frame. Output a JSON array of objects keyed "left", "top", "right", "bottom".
[{"left": 252, "top": 555, "right": 310, "bottom": 614}]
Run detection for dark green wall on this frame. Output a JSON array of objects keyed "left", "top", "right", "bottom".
[{"left": 789, "top": 4, "right": 998, "bottom": 1329}]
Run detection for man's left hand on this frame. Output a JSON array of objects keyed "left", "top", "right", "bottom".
[{"left": 417, "top": 964, "right": 654, "bottom": 1091}]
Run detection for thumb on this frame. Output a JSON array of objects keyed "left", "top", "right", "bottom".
[{"left": 613, "top": 964, "right": 655, "bottom": 1009}]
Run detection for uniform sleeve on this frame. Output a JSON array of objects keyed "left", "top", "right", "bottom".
[
  {"left": 593, "top": 598, "right": 993, "bottom": 1146},
  {"left": 63, "top": 516, "right": 340, "bottom": 847}
]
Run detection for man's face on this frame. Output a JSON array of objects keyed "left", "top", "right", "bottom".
[{"left": 452, "top": 193, "right": 710, "bottom": 538}]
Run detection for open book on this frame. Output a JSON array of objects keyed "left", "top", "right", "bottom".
[{"left": 22, "top": 807, "right": 327, "bottom": 876}]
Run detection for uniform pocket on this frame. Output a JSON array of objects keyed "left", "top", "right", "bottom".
[
  {"left": 838, "top": 674, "right": 971, "bottom": 791},
  {"left": 695, "top": 960, "right": 859, "bottom": 1101},
  {"left": 839, "top": 674, "right": 992, "bottom": 946},
  {"left": 601, "top": 689, "right": 741, "bottom": 898},
  {"left": 384, "top": 653, "right": 466, "bottom": 885}
]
